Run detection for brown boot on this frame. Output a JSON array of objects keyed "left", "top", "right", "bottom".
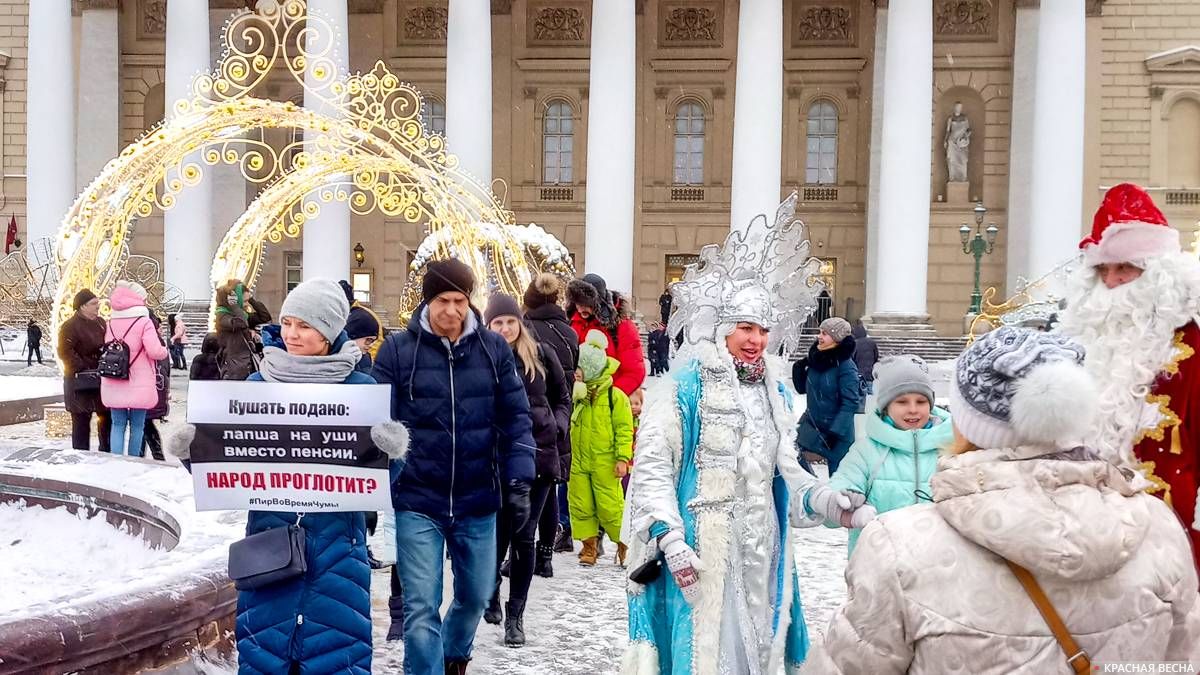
[
  {"left": 616, "top": 542, "right": 628, "bottom": 567},
  {"left": 579, "top": 537, "right": 598, "bottom": 566}
]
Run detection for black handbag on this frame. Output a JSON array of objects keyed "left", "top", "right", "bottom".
[
  {"left": 73, "top": 370, "right": 101, "bottom": 391},
  {"left": 629, "top": 556, "right": 663, "bottom": 584},
  {"left": 228, "top": 523, "right": 307, "bottom": 591}
]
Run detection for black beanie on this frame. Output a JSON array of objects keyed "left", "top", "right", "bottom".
[
  {"left": 73, "top": 288, "right": 97, "bottom": 311},
  {"left": 484, "top": 294, "right": 521, "bottom": 325},
  {"left": 523, "top": 273, "right": 562, "bottom": 311},
  {"left": 338, "top": 279, "right": 355, "bottom": 304},
  {"left": 422, "top": 258, "right": 476, "bottom": 303},
  {"left": 344, "top": 306, "right": 380, "bottom": 340}
]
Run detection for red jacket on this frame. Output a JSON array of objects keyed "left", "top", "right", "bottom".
[
  {"left": 1134, "top": 320, "right": 1200, "bottom": 576},
  {"left": 570, "top": 312, "right": 646, "bottom": 396}
]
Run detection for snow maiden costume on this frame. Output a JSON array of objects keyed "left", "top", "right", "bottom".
[{"left": 623, "top": 195, "right": 875, "bottom": 675}]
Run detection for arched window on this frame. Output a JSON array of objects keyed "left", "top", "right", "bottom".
[
  {"left": 674, "top": 101, "right": 705, "bottom": 185},
  {"left": 421, "top": 98, "right": 446, "bottom": 136},
  {"left": 806, "top": 100, "right": 839, "bottom": 185},
  {"left": 1168, "top": 97, "right": 1200, "bottom": 186},
  {"left": 542, "top": 100, "right": 574, "bottom": 184}
]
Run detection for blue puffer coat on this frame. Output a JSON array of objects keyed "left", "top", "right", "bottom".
[
  {"left": 236, "top": 333, "right": 375, "bottom": 675},
  {"left": 372, "top": 305, "right": 536, "bottom": 519},
  {"left": 793, "top": 336, "right": 861, "bottom": 471}
]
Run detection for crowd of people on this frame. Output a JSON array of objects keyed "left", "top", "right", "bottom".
[{"left": 42, "top": 182, "right": 1200, "bottom": 673}]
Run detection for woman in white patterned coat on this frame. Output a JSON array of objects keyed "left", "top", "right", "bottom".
[{"left": 813, "top": 327, "right": 1200, "bottom": 673}]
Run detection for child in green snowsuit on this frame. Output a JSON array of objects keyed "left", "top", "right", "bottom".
[
  {"left": 830, "top": 355, "right": 954, "bottom": 556},
  {"left": 569, "top": 329, "right": 634, "bottom": 567}
]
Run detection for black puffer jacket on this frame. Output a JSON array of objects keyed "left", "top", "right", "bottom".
[
  {"left": 57, "top": 312, "right": 107, "bottom": 414},
  {"left": 524, "top": 303, "right": 579, "bottom": 373},
  {"left": 515, "top": 345, "right": 572, "bottom": 480}
]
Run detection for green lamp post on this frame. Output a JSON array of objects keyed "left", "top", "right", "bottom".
[{"left": 959, "top": 201, "right": 999, "bottom": 315}]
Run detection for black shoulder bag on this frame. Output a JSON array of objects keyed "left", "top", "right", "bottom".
[{"left": 227, "top": 516, "right": 307, "bottom": 591}]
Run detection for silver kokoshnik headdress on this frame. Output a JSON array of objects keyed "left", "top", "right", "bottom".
[{"left": 668, "top": 192, "right": 824, "bottom": 355}]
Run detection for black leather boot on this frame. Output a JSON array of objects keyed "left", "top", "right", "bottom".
[
  {"left": 504, "top": 599, "right": 526, "bottom": 647},
  {"left": 534, "top": 544, "right": 554, "bottom": 578},
  {"left": 386, "top": 596, "right": 404, "bottom": 641},
  {"left": 483, "top": 590, "right": 503, "bottom": 625}
]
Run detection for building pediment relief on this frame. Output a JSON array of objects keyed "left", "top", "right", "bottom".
[{"left": 1146, "top": 46, "right": 1200, "bottom": 73}]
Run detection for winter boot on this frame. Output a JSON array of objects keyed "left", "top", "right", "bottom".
[
  {"left": 534, "top": 544, "right": 554, "bottom": 578},
  {"left": 503, "top": 599, "right": 526, "bottom": 647},
  {"left": 616, "top": 542, "right": 628, "bottom": 567},
  {"left": 579, "top": 537, "right": 599, "bottom": 566},
  {"left": 386, "top": 596, "right": 405, "bottom": 642},
  {"left": 483, "top": 591, "right": 503, "bottom": 625},
  {"left": 367, "top": 546, "right": 384, "bottom": 570},
  {"left": 499, "top": 557, "right": 511, "bottom": 578},
  {"left": 445, "top": 659, "right": 469, "bottom": 675},
  {"left": 553, "top": 523, "right": 574, "bottom": 552}
]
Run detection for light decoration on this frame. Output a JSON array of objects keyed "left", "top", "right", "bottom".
[
  {"left": 1, "top": 238, "right": 182, "bottom": 350},
  {"left": 401, "top": 222, "right": 576, "bottom": 319},
  {"left": 51, "top": 0, "right": 555, "bottom": 337},
  {"left": 966, "top": 254, "right": 1083, "bottom": 343}
]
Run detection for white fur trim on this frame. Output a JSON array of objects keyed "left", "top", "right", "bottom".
[
  {"left": 621, "top": 641, "right": 660, "bottom": 675},
  {"left": 109, "top": 305, "right": 149, "bottom": 320},
  {"left": 1083, "top": 220, "right": 1180, "bottom": 266},
  {"left": 692, "top": 507, "right": 732, "bottom": 674},
  {"left": 1194, "top": 488, "right": 1199, "bottom": 532},
  {"left": 1011, "top": 360, "right": 1098, "bottom": 446}
]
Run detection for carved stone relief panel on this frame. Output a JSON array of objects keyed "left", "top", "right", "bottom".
[
  {"left": 398, "top": 2, "right": 449, "bottom": 44},
  {"left": 791, "top": 1, "right": 856, "bottom": 47},
  {"left": 933, "top": 0, "right": 997, "bottom": 41},
  {"left": 140, "top": 0, "right": 166, "bottom": 39},
  {"left": 527, "top": 2, "right": 591, "bottom": 47},
  {"left": 660, "top": 1, "right": 723, "bottom": 47}
]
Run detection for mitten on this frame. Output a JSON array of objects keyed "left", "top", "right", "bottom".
[
  {"left": 162, "top": 422, "right": 197, "bottom": 462},
  {"left": 806, "top": 483, "right": 864, "bottom": 528},
  {"left": 658, "top": 529, "right": 704, "bottom": 605},
  {"left": 850, "top": 503, "right": 878, "bottom": 529},
  {"left": 370, "top": 421, "right": 411, "bottom": 461}
]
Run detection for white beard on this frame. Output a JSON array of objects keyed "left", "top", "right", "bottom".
[{"left": 1057, "top": 252, "right": 1200, "bottom": 467}]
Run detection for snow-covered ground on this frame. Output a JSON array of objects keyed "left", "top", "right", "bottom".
[
  {"left": 0, "top": 500, "right": 167, "bottom": 614},
  {"left": 0, "top": 375, "right": 62, "bottom": 401},
  {"left": 0, "top": 363, "right": 875, "bottom": 674}
]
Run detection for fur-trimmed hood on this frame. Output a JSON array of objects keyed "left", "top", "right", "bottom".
[
  {"left": 806, "top": 334, "right": 856, "bottom": 371},
  {"left": 566, "top": 277, "right": 627, "bottom": 330}
]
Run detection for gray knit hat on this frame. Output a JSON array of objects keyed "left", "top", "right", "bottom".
[
  {"left": 950, "top": 327, "right": 1096, "bottom": 449},
  {"left": 484, "top": 293, "right": 521, "bottom": 325},
  {"left": 280, "top": 278, "right": 350, "bottom": 344},
  {"left": 819, "top": 317, "right": 852, "bottom": 343},
  {"left": 874, "top": 355, "right": 935, "bottom": 412}
]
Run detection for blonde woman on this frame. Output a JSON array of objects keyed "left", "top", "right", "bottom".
[{"left": 484, "top": 293, "right": 572, "bottom": 647}]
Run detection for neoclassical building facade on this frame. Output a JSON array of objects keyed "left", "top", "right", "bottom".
[{"left": 4, "top": 0, "right": 1200, "bottom": 334}]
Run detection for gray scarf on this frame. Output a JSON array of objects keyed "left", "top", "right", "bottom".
[{"left": 258, "top": 340, "right": 362, "bottom": 383}]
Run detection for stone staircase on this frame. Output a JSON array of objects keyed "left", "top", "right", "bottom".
[
  {"left": 791, "top": 318, "right": 967, "bottom": 364},
  {"left": 174, "top": 302, "right": 214, "bottom": 351}
]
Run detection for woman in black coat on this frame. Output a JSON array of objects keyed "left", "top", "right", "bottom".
[
  {"left": 484, "top": 294, "right": 572, "bottom": 648},
  {"left": 57, "top": 289, "right": 111, "bottom": 452}
]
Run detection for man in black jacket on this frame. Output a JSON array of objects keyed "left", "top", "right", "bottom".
[
  {"left": 373, "top": 259, "right": 536, "bottom": 675},
  {"left": 26, "top": 319, "right": 42, "bottom": 365}
]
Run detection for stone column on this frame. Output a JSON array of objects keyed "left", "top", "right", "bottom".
[
  {"left": 446, "top": 0, "right": 493, "bottom": 186},
  {"left": 26, "top": 0, "right": 75, "bottom": 254},
  {"left": 1005, "top": 2, "right": 1040, "bottom": 292},
  {"left": 869, "top": 0, "right": 932, "bottom": 320},
  {"left": 1026, "top": 0, "right": 1086, "bottom": 280},
  {"left": 164, "top": 0, "right": 215, "bottom": 301},
  {"left": 583, "top": 0, "right": 636, "bottom": 293},
  {"left": 864, "top": 3, "right": 887, "bottom": 315},
  {"left": 728, "top": 0, "right": 783, "bottom": 234},
  {"left": 76, "top": 1, "right": 121, "bottom": 192},
  {"left": 303, "top": 0, "right": 352, "bottom": 283}
]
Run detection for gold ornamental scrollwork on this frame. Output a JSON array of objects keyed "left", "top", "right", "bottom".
[{"left": 51, "top": 0, "right": 545, "bottom": 337}]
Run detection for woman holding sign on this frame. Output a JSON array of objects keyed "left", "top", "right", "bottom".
[{"left": 168, "top": 279, "right": 409, "bottom": 675}]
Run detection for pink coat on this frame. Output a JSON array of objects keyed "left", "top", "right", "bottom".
[{"left": 100, "top": 287, "right": 169, "bottom": 410}]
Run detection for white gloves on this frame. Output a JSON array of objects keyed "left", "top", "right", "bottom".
[
  {"left": 658, "top": 529, "right": 704, "bottom": 606},
  {"left": 805, "top": 483, "right": 876, "bottom": 529},
  {"left": 162, "top": 423, "right": 197, "bottom": 461},
  {"left": 370, "top": 421, "right": 412, "bottom": 461}
]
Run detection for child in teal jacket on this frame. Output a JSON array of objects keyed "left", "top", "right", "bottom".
[{"left": 830, "top": 355, "right": 953, "bottom": 555}]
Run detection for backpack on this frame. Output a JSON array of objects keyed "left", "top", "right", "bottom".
[{"left": 98, "top": 319, "right": 144, "bottom": 380}]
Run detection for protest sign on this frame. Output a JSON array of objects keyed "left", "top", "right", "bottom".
[{"left": 187, "top": 380, "right": 393, "bottom": 512}]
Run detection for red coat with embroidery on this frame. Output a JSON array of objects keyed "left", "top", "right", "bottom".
[{"left": 1134, "top": 321, "right": 1200, "bottom": 573}]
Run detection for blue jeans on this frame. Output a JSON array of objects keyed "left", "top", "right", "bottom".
[
  {"left": 109, "top": 409, "right": 146, "bottom": 457},
  {"left": 395, "top": 510, "right": 497, "bottom": 675},
  {"left": 557, "top": 483, "right": 570, "bottom": 528}
]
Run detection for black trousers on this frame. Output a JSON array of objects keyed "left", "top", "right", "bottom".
[
  {"left": 27, "top": 344, "right": 42, "bottom": 365},
  {"left": 142, "top": 419, "right": 164, "bottom": 461},
  {"left": 495, "top": 476, "right": 555, "bottom": 603},
  {"left": 71, "top": 410, "right": 111, "bottom": 452}
]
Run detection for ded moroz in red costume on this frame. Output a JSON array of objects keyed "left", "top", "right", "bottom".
[{"left": 1061, "top": 182, "right": 1200, "bottom": 573}]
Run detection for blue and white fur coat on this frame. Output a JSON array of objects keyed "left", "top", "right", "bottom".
[{"left": 623, "top": 340, "right": 821, "bottom": 675}]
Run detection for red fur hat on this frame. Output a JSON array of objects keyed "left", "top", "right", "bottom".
[{"left": 1079, "top": 183, "right": 1179, "bottom": 266}]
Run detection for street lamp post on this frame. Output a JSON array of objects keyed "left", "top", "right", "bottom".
[{"left": 959, "top": 201, "right": 999, "bottom": 315}]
